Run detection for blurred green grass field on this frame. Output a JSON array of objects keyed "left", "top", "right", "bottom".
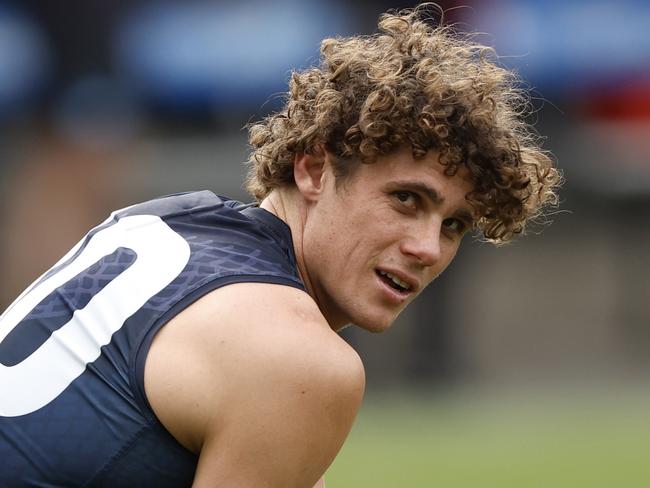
[{"left": 327, "top": 388, "right": 650, "bottom": 487}]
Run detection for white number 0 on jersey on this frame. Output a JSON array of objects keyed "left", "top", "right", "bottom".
[{"left": 0, "top": 215, "right": 190, "bottom": 417}]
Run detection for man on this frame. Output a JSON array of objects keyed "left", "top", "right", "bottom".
[{"left": 0, "top": 6, "right": 560, "bottom": 487}]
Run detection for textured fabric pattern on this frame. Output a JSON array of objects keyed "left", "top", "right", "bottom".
[{"left": 0, "top": 191, "right": 304, "bottom": 487}]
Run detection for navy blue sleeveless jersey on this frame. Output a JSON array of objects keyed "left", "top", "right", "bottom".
[{"left": 0, "top": 191, "right": 305, "bottom": 487}]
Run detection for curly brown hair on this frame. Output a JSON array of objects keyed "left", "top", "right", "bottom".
[{"left": 245, "top": 5, "right": 561, "bottom": 243}]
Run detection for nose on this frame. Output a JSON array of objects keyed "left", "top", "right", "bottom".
[{"left": 399, "top": 222, "right": 442, "bottom": 267}]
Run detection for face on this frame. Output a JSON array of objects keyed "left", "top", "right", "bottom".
[{"left": 301, "top": 146, "right": 475, "bottom": 332}]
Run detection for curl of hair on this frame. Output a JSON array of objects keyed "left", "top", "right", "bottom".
[{"left": 245, "top": 4, "right": 562, "bottom": 243}]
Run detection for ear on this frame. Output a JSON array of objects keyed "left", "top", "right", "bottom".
[{"left": 293, "top": 151, "right": 326, "bottom": 201}]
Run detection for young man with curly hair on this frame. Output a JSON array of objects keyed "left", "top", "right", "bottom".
[{"left": 0, "top": 6, "right": 560, "bottom": 488}]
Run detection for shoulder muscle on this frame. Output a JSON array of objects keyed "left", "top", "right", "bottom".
[{"left": 145, "top": 283, "right": 365, "bottom": 487}]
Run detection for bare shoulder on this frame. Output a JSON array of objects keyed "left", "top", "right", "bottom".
[
  {"left": 220, "top": 282, "right": 362, "bottom": 364},
  {"left": 190, "top": 282, "right": 366, "bottom": 415},
  {"left": 145, "top": 282, "right": 365, "bottom": 487},
  {"left": 177, "top": 282, "right": 363, "bottom": 380}
]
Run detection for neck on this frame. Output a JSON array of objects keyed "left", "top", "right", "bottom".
[
  {"left": 260, "top": 188, "right": 315, "bottom": 300},
  {"left": 259, "top": 189, "right": 344, "bottom": 330}
]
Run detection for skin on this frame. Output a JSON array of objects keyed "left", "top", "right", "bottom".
[
  {"left": 144, "top": 146, "right": 474, "bottom": 487},
  {"left": 263, "top": 145, "right": 475, "bottom": 332},
  {"left": 146, "top": 284, "right": 362, "bottom": 488}
]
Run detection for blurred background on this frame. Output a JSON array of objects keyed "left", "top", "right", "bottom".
[{"left": 0, "top": 0, "right": 648, "bottom": 486}]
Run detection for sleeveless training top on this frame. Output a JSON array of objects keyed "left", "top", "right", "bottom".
[{"left": 0, "top": 191, "right": 305, "bottom": 487}]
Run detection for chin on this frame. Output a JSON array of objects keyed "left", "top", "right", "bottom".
[
  {"left": 349, "top": 310, "right": 399, "bottom": 333},
  {"left": 328, "top": 298, "right": 404, "bottom": 333},
  {"left": 356, "top": 322, "right": 393, "bottom": 334}
]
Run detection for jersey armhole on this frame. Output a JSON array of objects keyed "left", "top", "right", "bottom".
[{"left": 129, "top": 274, "right": 306, "bottom": 426}]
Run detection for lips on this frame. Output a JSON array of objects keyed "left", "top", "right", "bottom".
[{"left": 375, "top": 268, "right": 419, "bottom": 295}]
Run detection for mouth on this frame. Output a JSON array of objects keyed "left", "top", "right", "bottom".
[{"left": 375, "top": 269, "right": 416, "bottom": 295}]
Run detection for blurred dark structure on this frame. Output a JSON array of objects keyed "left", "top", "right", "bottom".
[{"left": 1, "top": 0, "right": 648, "bottom": 390}]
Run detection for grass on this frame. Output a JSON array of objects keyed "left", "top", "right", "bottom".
[{"left": 326, "top": 387, "right": 650, "bottom": 487}]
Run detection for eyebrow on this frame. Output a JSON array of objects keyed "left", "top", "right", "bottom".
[{"left": 389, "top": 180, "right": 476, "bottom": 225}]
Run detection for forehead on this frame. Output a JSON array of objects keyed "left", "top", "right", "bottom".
[{"left": 349, "top": 147, "right": 474, "bottom": 200}]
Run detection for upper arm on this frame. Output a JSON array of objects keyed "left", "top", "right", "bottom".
[
  {"left": 193, "top": 331, "right": 364, "bottom": 487},
  {"left": 145, "top": 283, "right": 364, "bottom": 488}
]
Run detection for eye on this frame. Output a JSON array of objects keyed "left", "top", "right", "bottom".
[
  {"left": 442, "top": 218, "right": 467, "bottom": 235},
  {"left": 393, "top": 191, "right": 417, "bottom": 209}
]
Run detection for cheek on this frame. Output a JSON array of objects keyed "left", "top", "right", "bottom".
[
  {"left": 306, "top": 216, "right": 359, "bottom": 271},
  {"left": 311, "top": 201, "right": 402, "bottom": 266}
]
